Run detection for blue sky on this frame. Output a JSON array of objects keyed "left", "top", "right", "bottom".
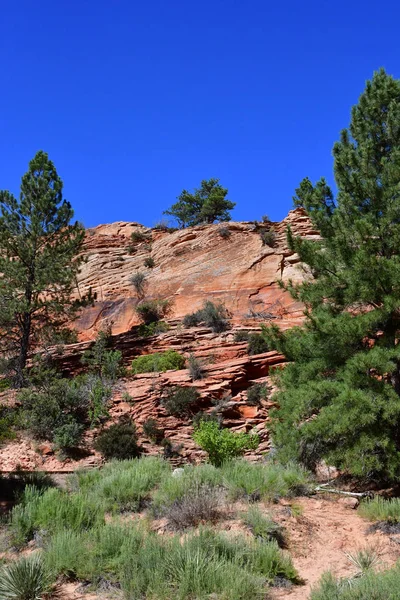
[{"left": 1, "top": 0, "right": 399, "bottom": 227}]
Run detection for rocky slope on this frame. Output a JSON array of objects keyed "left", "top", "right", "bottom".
[{"left": 0, "top": 208, "right": 318, "bottom": 471}]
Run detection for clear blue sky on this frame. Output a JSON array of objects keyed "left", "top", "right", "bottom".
[{"left": 1, "top": 1, "right": 399, "bottom": 227}]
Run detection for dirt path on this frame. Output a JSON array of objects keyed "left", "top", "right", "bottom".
[{"left": 272, "top": 496, "right": 400, "bottom": 599}]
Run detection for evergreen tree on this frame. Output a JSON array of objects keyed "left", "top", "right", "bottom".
[
  {"left": 264, "top": 69, "right": 400, "bottom": 481},
  {"left": 164, "top": 178, "right": 235, "bottom": 227},
  {"left": 0, "top": 151, "right": 88, "bottom": 386}
]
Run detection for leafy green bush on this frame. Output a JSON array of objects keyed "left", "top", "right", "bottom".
[
  {"left": 242, "top": 505, "right": 286, "bottom": 547},
  {"left": 144, "top": 256, "right": 155, "bottom": 268},
  {"left": 358, "top": 497, "right": 400, "bottom": 523},
  {"left": 135, "top": 299, "right": 172, "bottom": 324},
  {"left": 53, "top": 421, "right": 83, "bottom": 453},
  {"left": 163, "top": 386, "right": 200, "bottom": 417},
  {"left": 137, "top": 321, "right": 170, "bottom": 338},
  {"left": 193, "top": 421, "right": 259, "bottom": 466},
  {"left": 247, "top": 383, "right": 268, "bottom": 406},
  {"left": 142, "top": 418, "right": 164, "bottom": 443},
  {"left": 131, "top": 350, "right": 185, "bottom": 374},
  {"left": 247, "top": 333, "right": 270, "bottom": 355},
  {"left": 0, "top": 554, "right": 53, "bottom": 600},
  {"left": 183, "top": 301, "right": 230, "bottom": 333},
  {"left": 94, "top": 423, "right": 140, "bottom": 460}
]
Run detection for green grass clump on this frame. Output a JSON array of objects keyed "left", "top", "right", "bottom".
[
  {"left": 242, "top": 505, "right": 286, "bottom": 547},
  {"left": 220, "top": 459, "right": 311, "bottom": 501},
  {"left": 131, "top": 350, "right": 186, "bottom": 374},
  {"left": 358, "top": 497, "right": 400, "bottom": 523},
  {"left": 74, "top": 456, "right": 170, "bottom": 512},
  {"left": 0, "top": 554, "right": 53, "bottom": 600},
  {"left": 10, "top": 485, "right": 104, "bottom": 546},
  {"left": 310, "top": 564, "right": 400, "bottom": 600}
]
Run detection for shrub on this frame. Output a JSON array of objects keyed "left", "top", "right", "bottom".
[
  {"left": 0, "top": 554, "right": 53, "bottom": 600},
  {"left": 161, "top": 438, "right": 183, "bottom": 459},
  {"left": 144, "top": 257, "right": 155, "bottom": 268},
  {"left": 53, "top": 421, "right": 83, "bottom": 454},
  {"left": 309, "top": 564, "right": 400, "bottom": 600},
  {"left": 163, "top": 386, "right": 200, "bottom": 417},
  {"left": 234, "top": 330, "right": 250, "bottom": 342},
  {"left": 131, "top": 230, "right": 149, "bottom": 243},
  {"left": 192, "top": 411, "right": 221, "bottom": 429},
  {"left": 142, "top": 418, "right": 164, "bottom": 443},
  {"left": 247, "top": 383, "right": 268, "bottom": 406},
  {"left": 187, "top": 353, "right": 204, "bottom": 380},
  {"left": 218, "top": 226, "right": 231, "bottom": 238},
  {"left": 260, "top": 229, "right": 277, "bottom": 247},
  {"left": 0, "top": 406, "right": 18, "bottom": 445},
  {"left": 136, "top": 321, "right": 170, "bottom": 338},
  {"left": 130, "top": 271, "right": 147, "bottom": 298},
  {"left": 135, "top": 299, "right": 172, "bottom": 324},
  {"left": 193, "top": 421, "right": 259, "bottom": 466},
  {"left": 81, "top": 330, "right": 123, "bottom": 382},
  {"left": 248, "top": 332, "right": 270, "bottom": 355},
  {"left": 94, "top": 423, "right": 140, "bottom": 460},
  {"left": 183, "top": 301, "right": 230, "bottom": 333},
  {"left": 261, "top": 215, "right": 270, "bottom": 223},
  {"left": 358, "top": 497, "right": 400, "bottom": 523},
  {"left": 161, "top": 484, "right": 226, "bottom": 530},
  {"left": 243, "top": 506, "right": 286, "bottom": 547},
  {"left": 131, "top": 351, "right": 185, "bottom": 374}
]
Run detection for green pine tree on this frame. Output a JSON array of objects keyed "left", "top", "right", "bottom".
[
  {"left": 0, "top": 151, "right": 89, "bottom": 386},
  {"left": 164, "top": 178, "right": 235, "bottom": 227},
  {"left": 264, "top": 69, "right": 400, "bottom": 481}
]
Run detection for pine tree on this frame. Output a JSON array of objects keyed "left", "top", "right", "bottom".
[
  {"left": 264, "top": 69, "right": 400, "bottom": 481},
  {"left": 0, "top": 151, "right": 88, "bottom": 386},
  {"left": 164, "top": 178, "right": 235, "bottom": 227}
]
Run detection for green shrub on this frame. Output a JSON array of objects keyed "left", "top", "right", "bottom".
[
  {"left": 234, "top": 330, "right": 250, "bottom": 342},
  {"left": 144, "top": 256, "right": 155, "bottom": 268},
  {"left": 94, "top": 423, "right": 140, "bottom": 460},
  {"left": 0, "top": 406, "right": 18, "bottom": 445},
  {"left": 246, "top": 383, "right": 268, "bottom": 406},
  {"left": 193, "top": 421, "right": 259, "bottom": 466},
  {"left": 160, "top": 484, "right": 226, "bottom": 530},
  {"left": 136, "top": 321, "right": 170, "bottom": 338},
  {"left": 358, "top": 497, "right": 400, "bottom": 523},
  {"left": 247, "top": 333, "right": 270, "bottom": 355},
  {"left": 218, "top": 226, "right": 231, "bottom": 238},
  {"left": 242, "top": 506, "right": 286, "bottom": 547},
  {"left": 53, "top": 421, "right": 83, "bottom": 454},
  {"left": 142, "top": 418, "right": 164, "bottom": 443},
  {"left": 163, "top": 386, "right": 200, "bottom": 417},
  {"left": 192, "top": 411, "right": 221, "bottom": 429},
  {"left": 131, "top": 230, "right": 149, "bottom": 243},
  {"left": 260, "top": 229, "right": 276, "bottom": 247},
  {"left": 81, "top": 329, "right": 123, "bottom": 382},
  {"left": 130, "top": 271, "right": 147, "bottom": 298},
  {"left": 183, "top": 301, "right": 230, "bottom": 333},
  {"left": 131, "top": 350, "right": 185, "bottom": 374},
  {"left": 0, "top": 554, "right": 53, "bottom": 600},
  {"left": 135, "top": 299, "right": 172, "bottom": 324},
  {"left": 187, "top": 353, "right": 204, "bottom": 380},
  {"left": 0, "top": 378, "right": 11, "bottom": 392}
]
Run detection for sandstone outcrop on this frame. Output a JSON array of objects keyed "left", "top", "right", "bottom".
[{"left": 0, "top": 208, "right": 317, "bottom": 471}]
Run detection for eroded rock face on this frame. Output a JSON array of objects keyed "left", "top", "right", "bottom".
[
  {"left": 74, "top": 208, "right": 318, "bottom": 338},
  {"left": 0, "top": 208, "right": 317, "bottom": 471}
]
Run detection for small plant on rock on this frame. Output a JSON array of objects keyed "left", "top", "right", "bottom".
[
  {"left": 234, "top": 330, "right": 250, "bottom": 342},
  {"left": 130, "top": 271, "right": 147, "bottom": 299},
  {"left": 260, "top": 229, "right": 277, "bottom": 247},
  {"left": 183, "top": 301, "right": 230, "bottom": 333},
  {"left": 142, "top": 418, "right": 164, "bottom": 443},
  {"left": 144, "top": 257, "right": 155, "bottom": 268},
  {"left": 247, "top": 383, "right": 269, "bottom": 406},
  {"left": 188, "top": 354, "right": 204, "bottom": 380},
  {"left": 131, "top": 230, "right": 149, "bottom": 243},
  {"left": 163, "top": 386, "right": 200, "bottom": 417},
  {"left": 218, "top": 226, "right": 231, "bottom": 239},
  {"left": 135, "top": 299, "right": 172, "bottom": 324},
  {"left": 248, "top": 333, "right": 270, "bottom": 355}
]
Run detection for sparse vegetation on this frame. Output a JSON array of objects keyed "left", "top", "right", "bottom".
[
  {"left": 358, "top": 497, "right": 400, "bottom": 523},
  {"left": 131, "top": 350, "right": 185, "bottom": 374},
  {"left": 260, "top": 229, "right": 277, "bottom": 247},
  {"left": 137, "top": 320, "right": 170, "bottom": 337},
  {"left": 218, "top": 225, "right": 231, "bottom": 238},
  {"left": 310, "top": 564, "right": 400, "bottom": 600},
  {"left": 130, "top": 230, "right": 149, "bottom": 243},
  {"left": 193, "top": 421, "right": 259, "bottom": 466},
  {"left": 247, "top": 332, "right": 270, "bottom": 355},
  {"left": 247, "top": 382, "right": 269, "bottom": 406},
  {"left": 160, "top": 484, "right": 226, "bottom": 530},
  {"left": 144, "top": 256, "right": 155, "bottom": 268},
  {"left": 183, "top": 300, "right": 230, "bottom": 332},
  {"left": 94, "top": 422, "right": 140, "bottom": 460},
  {"left": 243, "top": 505, "right": 287, "bottom": 547},
  {"left": 142, "top": 417, "right": 164, "bottom": 443},
  {"left": 130, "top": 271, "right": 147, "bottom": 298},
  {"left": 163, "top": 386, "right": 200, "bottom": 417},
  {"left": 234, "top": 330, "right": 250, "bottom": 342},
  {"left": 187, "top": 353, "right": 204, "bottom": 380},
  {"left": 135, "top": 298, "right": 172, "bottom": 324}
]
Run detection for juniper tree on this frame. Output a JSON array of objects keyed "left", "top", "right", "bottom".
[
  {"left": 0, "top": 151, "right": 88, "bottom": 386},
  {"left": 164, "top": 178, "right": 235, "bottom": 227},
  {"left": 264, "top": 69, "right": 400, "bottom": 481}
]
